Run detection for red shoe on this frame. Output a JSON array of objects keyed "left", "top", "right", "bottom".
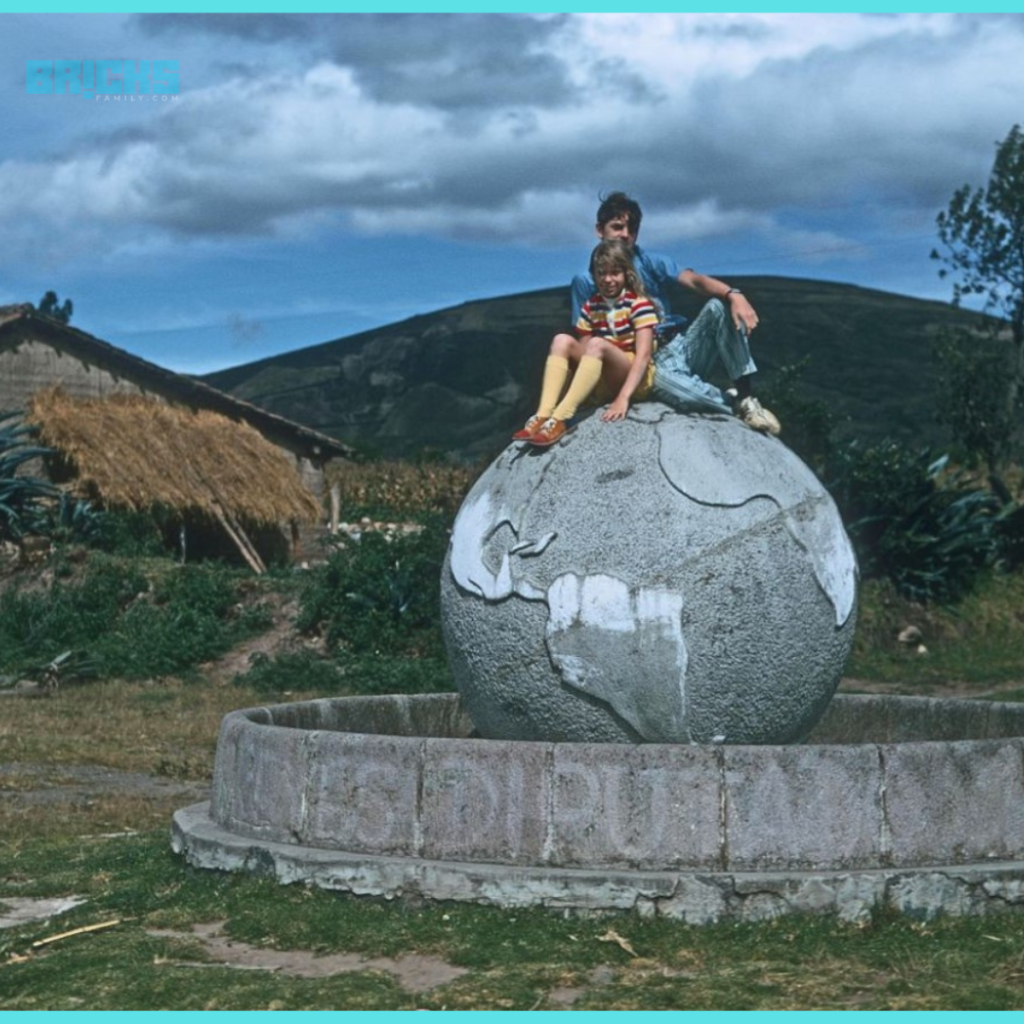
[
  {"left": 512, "top": 415, "right": 545, "bottom": 441},
  {"left": 528, "top": 418, "right": 568, "bottom": 447}
]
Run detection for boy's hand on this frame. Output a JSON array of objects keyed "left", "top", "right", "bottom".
[
  {"left": 602, "top": 397, "right": 629, "bottom": 422},
  {"left": 728, "top": 292, "right": 760, "bottom": 333}
]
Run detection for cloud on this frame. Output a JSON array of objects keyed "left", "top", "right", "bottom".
[
  {"left": 136, "top": 12, "right": 315, "bottom": 44},
  {"left": 137, "top": 12, "right": 584, "bottom": 112},
  {"left": 3, "top": 11, "right": 1024, "bottom": 272}
]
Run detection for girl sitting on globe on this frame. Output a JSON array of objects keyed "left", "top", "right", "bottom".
[{"left": 512, "top": 239, "right": 659, "bottom": 448}]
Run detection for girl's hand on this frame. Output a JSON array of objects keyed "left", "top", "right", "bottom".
[{"left": 602, "top": 397, "right": 629, "bottom": 422}]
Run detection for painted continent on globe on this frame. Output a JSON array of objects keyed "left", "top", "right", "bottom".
[{"left": 441, "top": 403, "right": 858, "bottom": 745}]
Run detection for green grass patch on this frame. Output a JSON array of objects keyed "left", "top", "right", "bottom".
[
  {"left": 3, "top": 832, "right": 1024, "bottom": 1010},
  {"left": 235, "top": 649, "right": 453, "bottom": 699},
  {"left": 0, "top": 553, "right": 274, "bottom": 681},
  {"left": 848, "top": 572, "right": 1024, "bottom": 687}
]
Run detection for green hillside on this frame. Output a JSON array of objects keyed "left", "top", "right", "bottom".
[{"left": 202, "top": 276, "right": 990, "bottom": 461}]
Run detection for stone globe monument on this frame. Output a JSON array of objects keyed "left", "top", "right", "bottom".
[
  {"left": 441, "top": 403, "right": 858, "bottom": 745},
  {"left": 176, "top": 403, "right": 1024, "bottom": 921}
]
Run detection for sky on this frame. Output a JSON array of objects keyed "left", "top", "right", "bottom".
[{"left": 2, "top": 11, "right": 1023, "bottom": 375}]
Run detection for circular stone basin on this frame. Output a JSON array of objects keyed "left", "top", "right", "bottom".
[{"left": 173, "top": 693, "right": 1024, "bottom": 923}]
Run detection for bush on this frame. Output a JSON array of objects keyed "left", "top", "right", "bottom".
[
  {"left": 89, "top": 507, "right": 171, "bottom": 558},
  {"left": 758, "top": 359, "right": 838, "bottom": 472},
  {"left": 235, "top": 649, "right": 454, "bottom": 697},
  {"left": 825, "top": 441, "right": 1002, "bottom": 603},
  {"left": 0, "top": 557, "right": 149, "bottom": 672},
  {"left": 932, "top": 326, "right": 1017, "bottom": 473},
  {"left": 43, "top": 494, "right": 107, "bottom": 546},
  {"left": 234, "top": 649, "right": 345, "bottom": 696},
  {"left": 993, "top": 500, "right": 1024, "bottom": 572},
  {"left": 298, "top": 517, "right": 449, "bottom": 658},
  {"left": 0, "top": 555, "right": 272, "bottom": 679},
  {"left": 335, "top": 653, "right": 454, "bottom": 695}
]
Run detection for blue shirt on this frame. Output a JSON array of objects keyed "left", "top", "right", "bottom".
[{"left": 571, "top": 246, "right": 689, "bottom": 338}]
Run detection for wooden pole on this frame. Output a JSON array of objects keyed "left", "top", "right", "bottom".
[
  {"left": 190, "top": 463, "right": 267, "bottom": 575},
  {"left": 329, "top": 482, "right": 341, "bottom": 535},
  {"left": 211, "top": 505, "right": 265, "bottom": 574}
]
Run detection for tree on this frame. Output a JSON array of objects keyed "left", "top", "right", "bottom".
[
  {"left": 932, "top": 325, "right": 1016, "bottom": 475},
  {"left": 932, "top": 124, "right": 1024, "bottom": 463},
  {"left": 37, "top": 290, "right": 73, "bottom": 324}
]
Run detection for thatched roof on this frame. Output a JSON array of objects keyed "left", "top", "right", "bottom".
[
  {"left": 28, "top": 387, "right": 321, "bottom": 526},
  {"left": 0, "top": 304, "right": 356, "bottom": 464}
]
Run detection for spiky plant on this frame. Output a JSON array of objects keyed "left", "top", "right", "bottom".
[{"left": 0, "top": 411, "right": 59, "bottom": 541}]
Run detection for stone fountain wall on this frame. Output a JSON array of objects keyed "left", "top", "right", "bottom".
[{"left": 173, "top": 693, "right": 1024, "bottom": 922}]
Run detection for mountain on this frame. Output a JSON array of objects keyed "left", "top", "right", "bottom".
[{"left": 201, "top": 276, "right": 989, "bottom": 462}]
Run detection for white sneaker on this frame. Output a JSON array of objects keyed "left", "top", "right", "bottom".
[{"left": 736, "top": 396, "right": 781, "bottom": 436}]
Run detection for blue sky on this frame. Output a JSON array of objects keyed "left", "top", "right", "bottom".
[{"left": 2, "top": 11, "right": 1023, "bottom": 374}]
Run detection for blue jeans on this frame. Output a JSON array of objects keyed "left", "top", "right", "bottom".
[{"left": 651, "top": 299, "right": 757, "bottom": 414}]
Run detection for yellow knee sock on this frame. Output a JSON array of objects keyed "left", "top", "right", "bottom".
[
  {"left": 536, "top": 355, "right": 570, "bottom": 418},
  {"left": 552, "top": 355, "right": 603, "bottom": 421}
]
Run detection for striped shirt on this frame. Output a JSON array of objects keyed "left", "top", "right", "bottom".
[{"left": 576, "top": 291, "right": 659, "bottom": 352}]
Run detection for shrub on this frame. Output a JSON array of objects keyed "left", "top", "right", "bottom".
[
  {"left": 235, "top": 649, "right": 345, "bottom": 696},
  {"left": 43, "top": 493, "right": 107, "bottom": 545},
  {"left": 825, "top": 441, "right": 1002, "bottom": 603},
  {"left": 0, "top": 555, "right": 272, "bottom": 679},
  {"left": 93, "top": 565, "right": 272, "bottom": 678},
  {"left": 335, "top": 652, "right": 454, "bottom": 695},
  {"left": 758, "top": 359, "right": 839, "bottom": 472},
  {"left": 89, "top": 507, "right": 171, "bottom": 557},
  {"left": 235, "top": 649, "right": 454, "bottom": 697},
  {"left": 298, "top": 516, "right": 449, "bottom": 658},
  {"left": 993, "top": 500, "right": 1024, "bottom": 572}
]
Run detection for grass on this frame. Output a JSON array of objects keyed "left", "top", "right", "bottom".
[
  {"left": 0, "top": 677, "right": 248, "bottom": 776},
  {"left": 3, "top": 507, "right": 1024, "bottom": 1008},
  {"left": 847, "top": 572, "right": 1024, "bottom": 688},
  {"left": 3, "top": 832, "right": 1024, "bottom": 1009},
  {"left": 2, "top": 616, "right": 1024, "bottom": 1010}
]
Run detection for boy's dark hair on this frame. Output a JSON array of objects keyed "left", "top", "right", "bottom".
[{"left": 596, "top": 191, "right": 643, "bottom": 236}]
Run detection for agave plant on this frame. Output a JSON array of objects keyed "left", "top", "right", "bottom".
[
  {"left": 0, "top": 411, "right": 60, "bottom": 541},
  {"left": 47, "top": 491, "right": 106, "bottom": 544}
]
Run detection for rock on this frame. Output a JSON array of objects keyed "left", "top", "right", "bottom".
[
  {"left": 0, "top": 680, "right": 52, "bottom": 698},
  {"left": 440, "top": 403, "right": 858, "bottom": 745},
  {"left": 898, "top": 625, "right": 923, "bottom": 645},
  {"left": 18, "top": 535, "right": 51, "bottom": 566}
]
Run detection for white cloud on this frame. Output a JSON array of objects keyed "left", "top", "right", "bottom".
[{"left": 1, "top": 12, "right": 1022, "bottom": 271}]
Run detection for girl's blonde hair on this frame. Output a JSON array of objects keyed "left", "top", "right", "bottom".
[{"left": 590, "top": 238, "right": 647, "bottom": 297}]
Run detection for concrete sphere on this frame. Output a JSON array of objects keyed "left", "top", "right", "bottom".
[{"left": 441, "top": 404, "right": 858, "bottom": 745}]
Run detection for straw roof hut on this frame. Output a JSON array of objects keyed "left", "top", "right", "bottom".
[
  {"left": 28, "top": 387, "right": 321, "bottom": 572},
  {"left": 0, "top": 303, "right": 356, "bottom": 501}
]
